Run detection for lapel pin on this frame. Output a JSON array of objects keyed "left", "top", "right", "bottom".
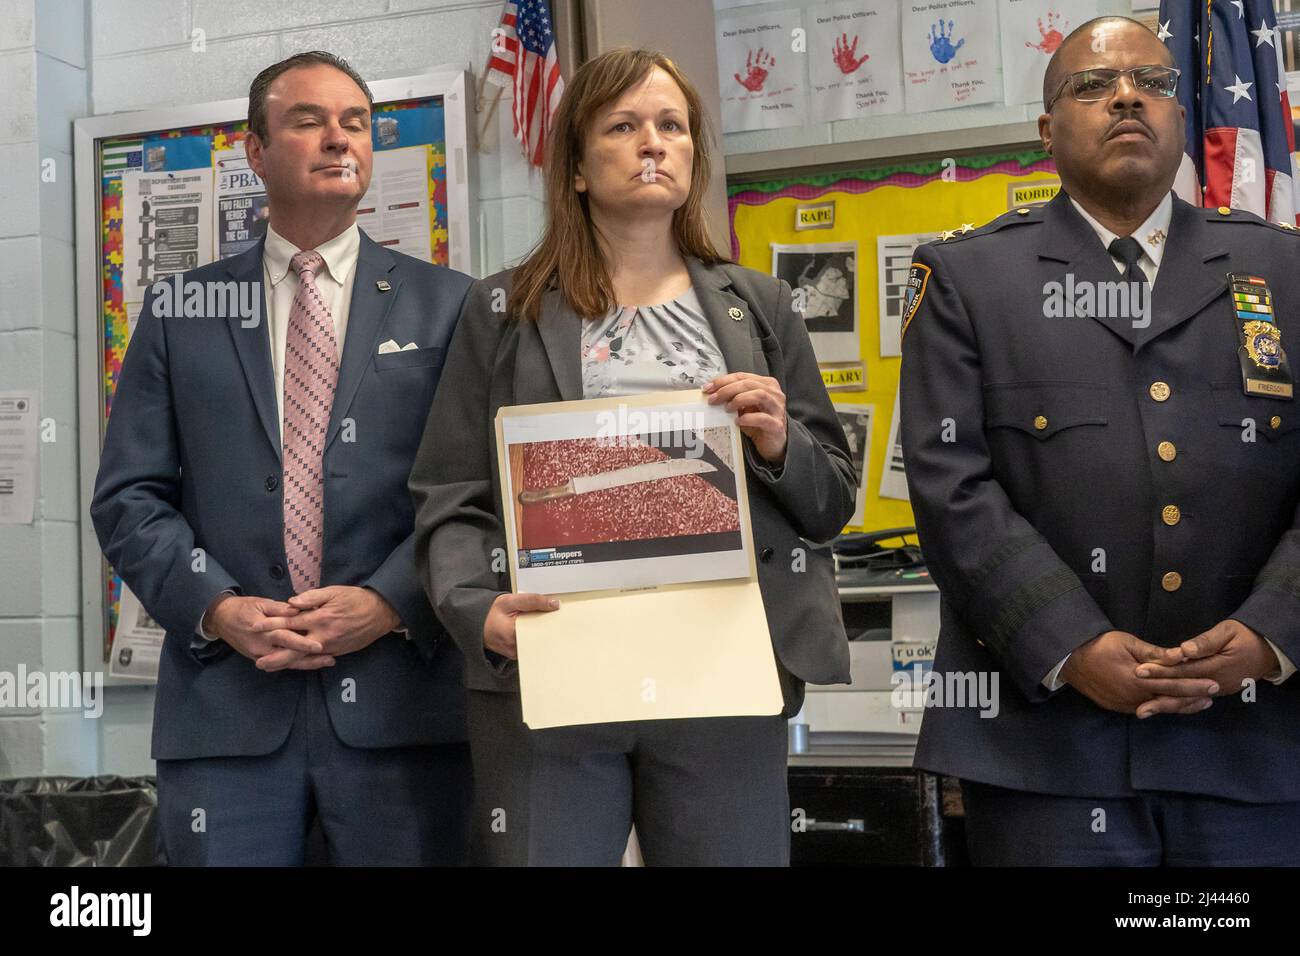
[
  {"left": 728, "top": 307, "right": 744, "bottom": 321},
  {"left": 376, "top": 280, "right": 391, "bottom": 292}
]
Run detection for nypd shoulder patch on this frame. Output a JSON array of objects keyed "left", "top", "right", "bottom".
[{"left": 901, "top": 262, "right": 931, "bottom": 343}]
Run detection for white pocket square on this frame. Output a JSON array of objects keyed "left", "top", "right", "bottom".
[{"left": 377, "top": 340, "right": 421, "bottom": 354}]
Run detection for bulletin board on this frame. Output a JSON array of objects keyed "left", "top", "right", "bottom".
[
  {"left": 728, "top": 147, "right": 1060, "bottom": 534},
  {"left": 74, "top": 69, "right": 476, "bottom": 680}
]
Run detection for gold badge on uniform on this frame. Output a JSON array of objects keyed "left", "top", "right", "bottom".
[
  {"left": 1229, "top": 273, "right": 1293, "bottom": 399},
  {"left": 900, "top": 262, "right": 931, "bottom": 344},
  {"left": 1243, "top": 320, "right": 1282, "bottom": 368}
]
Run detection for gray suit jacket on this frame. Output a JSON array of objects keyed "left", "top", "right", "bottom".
[{"left": 410, "top": 256, "right": 855, "bottom": 713}]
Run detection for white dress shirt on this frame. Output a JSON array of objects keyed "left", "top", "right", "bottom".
[
  {"left": 263, "top": 222, "right": 361, "bottom": 437},
  {"left": 1070, "top": 191, "right": 1173, "bottom": 285},
  {"left": 1042, "top": 194, "right": 1295, "bottom": 690}
]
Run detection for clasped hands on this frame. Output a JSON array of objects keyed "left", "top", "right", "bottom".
[
  {"left": 1062, "top": 620, "right": 1282, "bottom": 719},
  {"left": 204, "top": 586, "right": 401, "bottom": 672}
]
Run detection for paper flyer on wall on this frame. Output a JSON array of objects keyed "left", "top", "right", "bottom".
[
  {"left": 121, "top": 167, "right": 216, "bottom": 321},
  {"left": 771, "top": 241, "right": 860, "bottom": 363},
  {"left": 878, "top": 232, "right": 939, "bottom": 357},
  {"left": 834, "top": 403, "right": 874, "bottom": 527},
  {"left": 496, "top": 390, "right": 782, "bottom": 729},
  {"left": 999, "top": 0, "right": 1099, "bottom": 106},
  {"left": 356, "top": 145, "right": 434, "bottom": 262},
  {"left": 880, "top": 388, "right": 910, "bottom": 501},
  {"left": 716, "top": 8, "right": 806, "bottom": 133},
  {"left": 901, "top": 0, "right": 1001, "bottom": 113},
  {"left": 110, "top": 585, "right": 165, "bottom": 681},
  {"left": 807, "top": 0, "right": 904, "bottom": 122},
  {"left": 213, "top": 144, "right": 268, "bottom": 260},
  {"left": 0, "top": 392, "right": 37, "bottom": 525}
]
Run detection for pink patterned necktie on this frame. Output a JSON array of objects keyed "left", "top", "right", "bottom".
[{"left": 282, "top": 249, "right": 339, "bottom": 593}]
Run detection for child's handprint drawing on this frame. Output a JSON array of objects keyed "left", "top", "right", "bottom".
[
  {"left": 1025, "top": 11, "right": 1067, "bottom": 54},
  {"left": 927, "top": 20, "right": 965, "bottom": 64},
  {"left": 734, "top": 48, "right": 775, "bottom": 92},
  {"left": 832, "top": 33, "right": 870, "bottom": 75}
]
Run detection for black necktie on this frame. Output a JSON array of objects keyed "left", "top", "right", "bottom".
[
  {"left": 1108, "top": 236, "right": 1150, "bottom": 327},
  {"left": 1107, "top": 236, "right": 1147, "bottom": 287}
]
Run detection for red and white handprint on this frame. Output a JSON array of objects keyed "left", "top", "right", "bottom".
[
  {"left": 734, "top": 47, "right": 775, "bottom": 92},
  {"left": 832, "top": 33, "right": 870, "bottom": 75},
  {"left": 1025, "top": 10, "right": 1067, "bottom": 54}
]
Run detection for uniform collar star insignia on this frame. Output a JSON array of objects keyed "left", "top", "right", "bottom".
[
  {"left": 1146, "top": 229, "right": 1166, "bottom": 247},
  {"left": 959, "top": 223, "right": 975, "bottom": 234},
  {"left": 939, "top": 229, "right": 956, "bottom": 241}
]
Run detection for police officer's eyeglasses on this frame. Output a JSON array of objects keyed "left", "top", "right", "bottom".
[{"left": 1046, "top": 65, "right": 1180, "bottom": 111}]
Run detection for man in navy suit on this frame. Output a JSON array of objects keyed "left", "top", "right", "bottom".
[
  {"left": 92, "top": 51, "right": 474, "bottom": 865},
  {"left": 901, "top": 17, "right": 1300, "bottom": 865}
]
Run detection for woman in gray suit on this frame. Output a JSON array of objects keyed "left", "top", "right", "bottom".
[{"left": 411, "top": 48, "right": 856, "bottom": 866}]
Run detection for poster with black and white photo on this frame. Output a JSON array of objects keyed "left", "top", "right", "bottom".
[
  {"left": 771, "top": 241, "right": 859, "bottom": 363},
  {"left": 880, "top": 387, "right": 910, "bottom": 502},
  {"left": 834, "top": 403, "right": 873, "bottom": 527}
]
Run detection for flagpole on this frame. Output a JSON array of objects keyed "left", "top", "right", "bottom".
[{"left": 476, "top": 75, "right": 505, "bottom": 154}]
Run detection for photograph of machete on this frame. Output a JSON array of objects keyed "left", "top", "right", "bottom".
[{"left": 518, "top": 458, "right": 718, "bottom": 504}]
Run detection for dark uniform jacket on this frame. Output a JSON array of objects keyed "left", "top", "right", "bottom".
[{"left": 900, "top": 190, "right": 1300, "bottom": 801}]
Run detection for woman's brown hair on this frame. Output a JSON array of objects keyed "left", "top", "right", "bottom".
[{"left": 506, "top": 48, "right": 728, "bottom": 323}]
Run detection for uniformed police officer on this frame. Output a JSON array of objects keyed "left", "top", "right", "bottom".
[{"left": 900, "top": 15, "right": 1300, "bottom": 865}]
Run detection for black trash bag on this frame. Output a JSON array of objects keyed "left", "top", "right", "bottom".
[{"left": 0, "top": 776, "right": 162, "bottom": 867}]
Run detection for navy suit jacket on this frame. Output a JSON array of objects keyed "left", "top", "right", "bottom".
[
  {"left": 92, "top": 230, "right": 473, "bottom": 760},
  {"left": 901, "top": 192, "right": 1300, "bottom": 802}
]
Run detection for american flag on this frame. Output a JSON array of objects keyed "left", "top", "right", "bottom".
[
  {"left": 485, "top": 0, "right": 565, "bottom": 167},
  {"left": 1159, "top": 0, "right": 1299, "bottom": 225}
]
